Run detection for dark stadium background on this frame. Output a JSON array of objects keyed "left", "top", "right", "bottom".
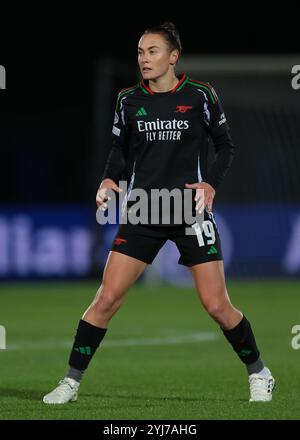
[
  {"left": 1, "top": 11, "right": 299, "bottom": 279},
  {"left": 1, "top": 12, "right": 299, "bottom": 205},
  {"left": 1, "top": 10, "right": 300, "bottom": 423}
]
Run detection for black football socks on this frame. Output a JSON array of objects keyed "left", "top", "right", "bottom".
[
  {"left": 222, "top": 315, "right": 264, "bottom": 375},
  {"left": 66, "top": 319, "right": 107, "bottom": 383},
  {"left": 66, "top": 315, "right": 264, "bottom": 383}
]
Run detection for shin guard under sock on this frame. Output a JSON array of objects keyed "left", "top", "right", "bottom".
[
  {"left": 222, "top": 315, "right": 260, "bottom": 365},
  {"left": 68, "top": 319, "right": 107, "bottom": 371}
]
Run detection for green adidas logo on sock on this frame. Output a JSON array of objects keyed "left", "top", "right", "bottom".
[
  {"left": 207, "top": 246, "right": 218, "bottom": 255},
  {"left": 136, "top": 107, "right": 147, "bottom": 116},
  {"left": 238, "top": 349, "right": 252, "bottom": 357},
  {"left": 74, "top": 346, "right": 92, "bottom": 355}
]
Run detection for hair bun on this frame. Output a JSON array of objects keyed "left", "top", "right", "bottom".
[{"left": 161, "top": 21, "right": 177, "bottom": 35}]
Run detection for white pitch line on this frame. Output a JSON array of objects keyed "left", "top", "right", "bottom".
[{"left": 7, "top": 332, "right": 218, "bottom": 351}]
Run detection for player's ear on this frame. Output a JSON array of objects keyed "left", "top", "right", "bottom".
[{"left": 170, "top": 49, "right": 179, "bottom": 66}]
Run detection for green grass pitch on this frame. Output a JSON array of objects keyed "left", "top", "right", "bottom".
[{"left": 0, "top": 280, "right": 300, "bottom": 420}]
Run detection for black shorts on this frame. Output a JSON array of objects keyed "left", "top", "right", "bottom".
[{"left": 111, "top": 210, "right": 223, "bottom": 267}]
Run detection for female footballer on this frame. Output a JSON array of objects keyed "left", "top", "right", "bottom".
[{"left": 43, "top": 22, "right": 275, "bottom": 404}]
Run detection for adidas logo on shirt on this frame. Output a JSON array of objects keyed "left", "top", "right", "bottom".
[{"left": 136, "top": 107, "right": 147, "bottom": 116}]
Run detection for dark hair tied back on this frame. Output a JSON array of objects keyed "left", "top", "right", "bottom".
[{"left": 144, "top": 21, "right": 182, "bottom": 55}]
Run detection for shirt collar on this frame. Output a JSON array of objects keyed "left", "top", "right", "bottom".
[{"left": 140, "top": 73, "right": 188, "bottom": 95}]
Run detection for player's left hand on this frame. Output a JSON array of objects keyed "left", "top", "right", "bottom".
[{"left": 185, "top": 182, "right": 216, "bottom": 214}]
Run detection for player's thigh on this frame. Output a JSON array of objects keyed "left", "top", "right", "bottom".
[
  {"left": 189, "top": 260, "right": 230, "bottom": 307},
  {"left": 102, "top": 250, "right": 147, "bottom": 295}
]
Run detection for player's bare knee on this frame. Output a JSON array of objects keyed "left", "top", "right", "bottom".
[
  {"left": 94, "top": 288, "right": 124, "bottom": 314},
  {"left": 205, "top": 300, "right": 228, "bottom": 320}
]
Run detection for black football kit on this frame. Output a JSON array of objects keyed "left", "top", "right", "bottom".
[
  {"left": 64, "top": 75, "right": 265, "bottom": 389},
  {"left": 102, "top": 73, "right": 235, "bottom": 266}
]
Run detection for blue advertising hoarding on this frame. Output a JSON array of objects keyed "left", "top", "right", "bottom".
[
  {"left": 0, "top": 206, "right": 92, "bottom": 279},
  {"left": 0, "top": 204, "right": 299, "bottom": 281}
]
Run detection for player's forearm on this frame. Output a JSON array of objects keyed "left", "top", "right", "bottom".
[
  {"left": 206, "top": 131, "right": 235, "bottom": 190},
  {"left": 102, "top": 146, "right": 127, "bottom": 183}
]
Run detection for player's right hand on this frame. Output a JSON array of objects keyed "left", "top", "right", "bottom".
[{"left": 96, "top": 178, "right": 123, "bottom": 211}]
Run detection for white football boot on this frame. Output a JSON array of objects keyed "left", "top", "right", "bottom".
[
  {"left": 43, "top": 377, "right": 80, "bottom": 404},
  {"left": 249, "top": 367, "right": 275, "bottom": 402}
]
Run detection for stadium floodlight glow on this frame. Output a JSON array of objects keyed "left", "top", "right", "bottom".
[{"left": 0, "top": 325, "right": 6, "bottom": 349}]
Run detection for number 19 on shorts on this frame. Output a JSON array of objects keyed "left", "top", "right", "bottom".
[{"left": 191, "top": 220, "right": 216, "bottom": 247}]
